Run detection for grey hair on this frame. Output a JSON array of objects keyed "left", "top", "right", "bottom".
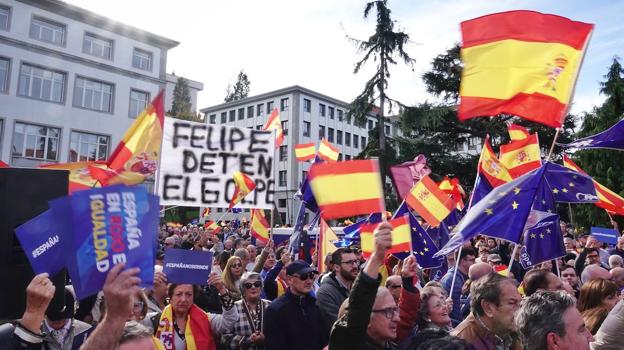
[
  {"left": 239, "top": 271, "right": 262, "bottom": 295},
  {"left": 470, "top": 272, "right": 511, "bottom": 316},
  {"left": 234, "top": 248, "right": 250, "bottom": 260},
  {"left": 608, "top": 255, "right": 623, "bottom": 269},
  {"left": 515, "top": 291, "right": 576, "bottom": 350},
  {"left": 119, "top": 321, "right": 153, "bottom": 345}
]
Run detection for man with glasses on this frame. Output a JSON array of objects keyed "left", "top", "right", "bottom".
[
  {"left": 385, "top": 275, "right": 402, "bottom": 304},
  {"left": 316, "top": 248, "right": 359, "bottom": 332},
  {"left": 264, "top": 260, "right": 328, "bottom": 350}
]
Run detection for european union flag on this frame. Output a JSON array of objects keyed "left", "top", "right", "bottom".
[
  {"left": 435, "top": 165, "right": 546, "bottom": 258},
  {"left": 543, "top": 163, "right": 598, "bottom": 204},
  {"left": 519, "top": 212, "right": 565, "bottom": 269},
  {"left": 391, "top": 201, "right": 411, "bottom": 219},
  {"left": 394, "top": 212, "right": 443, "bottom": 268},
  {"left": 427, "top": 220, "right": 452, "bottom": 248},
  {"left": 343, "top": 218, "right": 367, "bottom": 240},
  {"left": 288, "top": 203, "right": 308, "bottom": 256},
  {"left": 562, "top": 118, "right": 624, "bottom": 151},
  {"left": 470, "top": 173, "right": 493, "bottom": 207}
]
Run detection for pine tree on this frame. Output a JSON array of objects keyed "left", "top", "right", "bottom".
[
  {"left": 169, "top": 77, "right": 201, "bottom": 122},
  {"left": 224, "top": 70, "right": 251, "bottom": 102}
]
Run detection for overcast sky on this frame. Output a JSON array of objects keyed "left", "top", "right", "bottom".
[{"left": 67, "top": 0, "right": 624, "bottom": 116}]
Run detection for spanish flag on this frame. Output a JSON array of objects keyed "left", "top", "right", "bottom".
[
  {"left": 439, "top": 176, "right": 466, "bottom": 211},
  {"left": 563, "top": 155, "right": 624, "bottom": 216},
  {"left": 40, "top": 161, "right": 107, "bottom": 194},
  {"left": 90, "top": 90, "right": 165, "bottom": 185},
  {"left": 499, "top": 133, "right": 542, "bottom": 178},
  {"left": 318, "top": 218, "right": 339, "bottom": 273},
  {"left": 360, "top": 216, "right": 412, "bottom": 258},
  {"left": 458, "top": 11, "right": 593, "bottom": 128},
  {"left": 478, "top": 135, "right": 512, "bottom": 187},
  {"left": 405, "top": 175, "right": 455, "bottom": 227},
  {"left": 308, "top": 159, "right": 384, "bottom": 220},
  {"left": 263, "top": 108, "right": 284, "bottom": 148},
  {"left": 318, "top": 138, "right": 339, "bottom": 162},
  {"left": 229, "top": 171, "right": 256, "bottom": 209},
  {"left": 295, "top": 143, "right": 316, "bottom": 161},
  {"left": 205, "top": 220, "right": 222, "bottom": 234},
  {"left": 250, "top": 209, "right": 270, "bottom": 243},
  {"left": 201, "top": 207, "right": 210, "bottom": 219},
  {"left": 508, "top": 124, "right": 530, "bottom": 141}
]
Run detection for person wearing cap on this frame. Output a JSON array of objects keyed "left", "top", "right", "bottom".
[
  {"left": 41, "top": 287, "right": 93, "bottom": 350},
  {"left": 263, "top": 259, "right": 328, "bottom": 350}
]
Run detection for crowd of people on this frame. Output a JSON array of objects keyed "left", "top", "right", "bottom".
[{"left": 3, "top": 218, "right": 624, "bottom": 350}]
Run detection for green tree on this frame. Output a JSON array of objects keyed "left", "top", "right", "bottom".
[
  {"left": 169, "top": 77, "right": 202, "bottom": 122},
  {"left": 224, "top": 70, "right": 251, "bottom": 102},
  {"left": 347, "top": 0, "right": 416, "bottom": 184},
  {"left": 570, "top": 58, "right": 624, "bottom": 231}
]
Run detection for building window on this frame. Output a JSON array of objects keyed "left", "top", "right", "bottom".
[
  {"left": 279, "top": 145, "right": 288, "bottom": 161},
  {"left": 353, "top": 134, "right": 359, "bottom": 148},
  {"left": 267, "top": 101, "right": 274, "bottom": 113},
  {"left": 12, "top": 122, "right": 60, "bottom": 161},
  {"left": 209, "top": 114, "right": 216, "bottom": 124},
  {"left": 468, "top": 137, "right": 478, "bottom": 150},
  {"left": 367, "top": 120, "right": 374, "bottom": 130},
  {"left": 329, "top": 106, "right": 335, "bottom": 119},
  {"left": 129, "top": 89, "right": 149, "bottom": 118},
  {"left": 0, "top": 58, "right": 9, "bottom": 93},
  {"left": 319, "top": 103, "right": 326, "bottom": 117},
  {"left": 132, "top": 48, "right": 152, "bottom": 71},
  {"left": 18, "top": 63, "right": 65, "bottom": 103},
  {"left": 257, "top": 103, "right": 264, "bottom": 116},
  {"left": 319, "top": 126, "right": 325, "bottom": 140},
  {"left": 279, "top": 170, "right": 287, "bottom": 186},
  {"left": 69, "top": 131, "right": 109, "bottom": 162},
  {"left": 83, "top": 33, "right": 113, "bottom": 60},
  {"left": 338, "top": 154, "right": 343, "bottom": 161},
  {"left": 73, "top": 77, "right": 113, "bottom": 112},
  {"left": 280, "top": 98, "right": 289, "bottom": 111},
  {"left": 385, "top": 124, "right": 391, "bottom": 135},
  {"left": 345, "top": 155, "right": 351, "bottom": 161},
  {"left": 337, "top": 109, "right": 344, "bottom": 121},
  {"left": 0, "top": 6, "right": 10, "bottom": 31},
  {"left": 278, "top": 199, "right": 287, "bottom": 208},
  {"left": 328, "top": 128, "right": 334, "bottom": 142},
  {"left": 229, "top": 110, "right": 235, "bottom": 122},
  {"left": 303, "top": 121, "right": 311, "bottom": 137},
  {"left": 256, "top": 125, "right": 263, "bottom": 130},
  {"left": 238, "top": 108, "right": 245, "bottom": 120},
  {"left": 247, "top": 106, "right": 254, "bottom": 119},
  {"left": 361, "top": 136, "right": 367, "bottom": 148},
  {"left": 345, "top": 132, "right": 351, "bottom": 146},
  {"left": 337, "top": 130, "right": 343, "bottom": 145},
  {"left": 30, "top": 17, "right": 65, "bottom": 46},
  {"left": 220, "top": 112, "right": 227, "bottom": 123},
  {"left": 281, "top": 120, "right": 288, "bottom": 135},
  {"left": 303, "top": 98, "right": 311, "bottom": 112}
]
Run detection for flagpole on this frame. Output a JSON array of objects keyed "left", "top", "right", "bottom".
[
  {"left": 214, "top": 208, "right": 232, "bottom": 226},
  {"left": 507, "top": 243, "right": 519, "bottom": 275},
  {"left": 555, "top": 259, "right": 561, "bottom": 278},
  {"left": 546, "top": 128, "right": 561, "bottom": 161}
]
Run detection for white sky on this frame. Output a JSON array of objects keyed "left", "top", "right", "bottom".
[{"left": 66, "top": 0, "right": 624, "bottom": 117}]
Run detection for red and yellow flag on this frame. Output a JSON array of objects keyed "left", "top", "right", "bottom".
[
  {"left": 318, "top": 218, "right": 339, "bottom": 273},
  {"left": 263, "top": 108, "right": 284, "bottom": 148},
  {"left": 438, "top": 176, "right": 466, "bottom": 210},
  {"left": 478, "top": 136, "right": 512, "bottom": 187},
  {"left": 250, "top": 209, "right": 270, "bottom": 243},
  {"left": 205, "top": 220, "right": 222, "bottom": 234},
  {"left": 360, "top": 216, "right": 412, "bottom": 259},
  {"left": 318, "top": 138, "right": 339, "bottom": 162},
  {"left": 508, "top": 124, "right": 530, "bottom": 141},
  {"left": 458, "top": 11, "right": 593, "bottom": 128},
  {"left": 405, "top": 175, "right": 455, "bottom": 227},
  {"left": 39, "top": 161, "right": 106, "bottom": 194},
  {"left": 563, "top": 155, "right": 624, "bottom": 216},
  {"left": 201, "top": 207, "right": 210, "bottom": 219},
  {"left": 295, "top": 143, "right": 316, "bottom": 161},
  {"left": 308, "top": 159, "right": 384, "bottom": 220},
  {"left": 229, "top": 171, "right": 256, "bottom": 209},
  {"left": 499, "top": 133, "right": 542, "bottom": 178},
  {"left": 90, "top": 90, "right": 165, "bottom": 185}
]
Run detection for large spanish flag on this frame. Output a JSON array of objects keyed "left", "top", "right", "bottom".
[
  {"left": 478, "top": 135, "right": 512, "bottom": 187},
  {"left": 229, "top": 171, "right": 256, "bottom": 209},
  {"left": 405, "top": 175, "right": 455, "bottom": 227},
  {"left": 360, "top": 215, "right": 412, "bottom": 258},
  {"left": 318, "top": 138, "right": 339, "bottom": 162},
  {"left": 458, "top": 11, "right": 593, "bottom": 128},
  {"left": 250, "top": 209, "right": 270, "bottom": 243},
  {"left": 563, "top": 155, "right": 624, "bottom": 216},
  {"left": 308, "top": 159, "right": 384, "bottom": 220},
  {"left": 40, "top": 161, "right": 105, "bottom": 194},
  {"left": 318, "top": 218, "right": 339, "bottom": 273},
  {"left": 90, "top": 90, "right": 165, "bottom": 185},
  {"left": 295, "top": 143, "right": 316, "bottom": 161},
  {"left": 263, "top": 108, "right": 284, "bottom": 148},
  {"left": 499, "top": 133, "right": 542, "bottom": 178}
]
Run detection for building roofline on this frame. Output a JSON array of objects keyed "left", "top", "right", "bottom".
[
  {"left": 19, "top": 0, "right": 179, "bottom": 50},
  {"left": 166, "top": 73, "right": 204, "bottom": 90}
]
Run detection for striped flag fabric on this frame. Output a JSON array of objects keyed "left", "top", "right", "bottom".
[
  {"left": 263, "top": 108, "right": 284, "bottom": 148},
  {"left": 229, "top": 171, "right": 256, "bottom": 209},
  {"left": 200, "top": 207, "right": 210, "bottom": 219},
  {"left": 205, "top": 220, "right": 222, "bottom": 234},
  {"left": 478, "top": 135, "right": 512, "bottom": 187},
  {"left": 499, "top": 133, "right": 542, "bottom": 178},
  {"left": 405, "top": 175, "right": 455, "bottom": 227},
  {"left": 508, "top": 124, "right": 530, "bottom": 141},
  {"left": 308, "top": 159, "right": 385, "bottom": 220},
  {"left": 318, "top": 218, "right": 339, "bottom": 273},
  {"left": 360, "top": 216, "right": 412, "bottom": 259},
  {"left": 295, "top": 143, "right": 316, "bottom": 161},
  {"left": 250, "top": 209, "right": 270, "bottom": 244},
  {"left": 458, "top": 10, "right": 593, "bottom": 128},
  {"left": 318, "top": 138, "right": 339, "bottom": 162},
  {"left": 39, "top": 161, "right": 105, "bottom": 194},
  {"left": 89, "top": 90, "right": 165, "bottom": 185},
  {"left": 563, "top": 155, "right": 624, "bottom": 216}
]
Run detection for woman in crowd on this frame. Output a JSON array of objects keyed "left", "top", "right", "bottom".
[
  {"left": 581, "top": 306, "right": 610, "bottom": 335},
  {"left": 416, "top": 287, "right": 453, "bottom": 332},
  {"left": 129, "top": 290, "right": 149, "bottom": 322},
  {"left": 577, "top": 278, "right": 620, "bottom": 313},
  {"left": 222, "top": 272, "right": 271, "bottom": 349},
  {"left": 223, "top": 256, "right": 245, "bottom": 301}
]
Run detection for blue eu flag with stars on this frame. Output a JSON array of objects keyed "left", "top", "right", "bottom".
[{"left": 519, "top": 212, "right": 565, "bottom": 269}]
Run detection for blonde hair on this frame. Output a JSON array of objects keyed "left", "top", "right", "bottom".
[{"left": 223, "top": 256, "right": 243, "bottom": 300}]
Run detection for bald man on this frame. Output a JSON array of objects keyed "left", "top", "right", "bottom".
[
  {"left": 610, "top": 267, "right": 624, "bottom": 290},
  {"left": 460, "top": 262, "right": 494, "bottom": 319},
  {"left": 580, "top": 264, "right": 611, "bottom": 284},
  {"left": 385, "top": 275, "right": 402, "bottom": 304}
]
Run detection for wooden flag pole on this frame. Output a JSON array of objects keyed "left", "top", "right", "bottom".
[
  {"left": 546, "top": 128, "right": 561, "bottom": 161},
  {"left": 507, "top": 243, "right": 519, "bottom": 275}
]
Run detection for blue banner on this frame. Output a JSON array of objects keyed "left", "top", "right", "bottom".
[
  {"left": 163, "top": 248, "right": 213, "bottom": 285},
  {"left": 591, "top": 227, "right": 619, "bottom": 245},
  {"left": 14, "top": 209, "right": 66, "bottom": 276}
]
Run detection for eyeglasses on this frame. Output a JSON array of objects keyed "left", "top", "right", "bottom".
[
  {"left": 133, "top": 301, "right": 144, "bottom": 309},
  {"left": 387, "top": 284, "right": 402, "bottom": 289},
  {"left": 243, "top": 281, "right": 263, "bottom": 289},
  {"left": 371, "top": 307, "right": 399, "bottom": 319},
  {"left": 294, "top": 272, "right": 317, "bottom": 281},
  {"left": 340, "top": 259, "right": 359, "bottom": 266}
]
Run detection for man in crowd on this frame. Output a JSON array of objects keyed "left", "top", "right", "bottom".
[
  {"left": 460, "top": 262, "right": 493, "bottom": 319},
  {"left": 523, "top": 269, "right": 564, "bottom": 297},
  {"left": 560, "top": 265, "right": 581, "bottom": 298},
  {"left": 246, "top": 244, "right": 258, "bottom": 271},
  {"left": 610, "top": 267, "right": 624, "bottom": 290},
  {"left": 385, "top": 275, "right": 403, "bottom": 304},
  {"left": 441, "top": 247, "right": 476, "bottom": 325},
  {"left": 41, "top": 287, "right": 93, "bottom": 350},
  {"left": 580, "top": 264, "right": 611, "bottom": 284},
  {"left": 607, "top": 236, "right": 624, "bottom": 260}
]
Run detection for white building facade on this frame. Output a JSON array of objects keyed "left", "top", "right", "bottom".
[{"left": 201, "top": 85, "right": 398, "bottom": 224}]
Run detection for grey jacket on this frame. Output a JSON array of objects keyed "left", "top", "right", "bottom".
[
  {"left": 41, "top": 319, "right": 92, "bottom": 350},
  {"left": 591, "top": 299, "right": 624, "bottom": 350},
  {"left": 315, "top": 272, "right": 350, "bottom": 333}
]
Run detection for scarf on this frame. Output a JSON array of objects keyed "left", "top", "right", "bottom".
[
  {"left": 276, "top": 277, "right": 287, "bottom": 297},
  {"left": 156, "top": 304, "right": 216, "bottom": 350}
]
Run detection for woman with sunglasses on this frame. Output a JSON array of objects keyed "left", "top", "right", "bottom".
[
  {"left": 222, "top": 272, "right": 271, "bottom": 349},
  {"left": 223, "top": 256, "right": 245, "bottom": 301}
]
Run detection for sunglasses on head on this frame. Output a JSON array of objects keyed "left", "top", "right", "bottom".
[
  {"left": 243, "top": 281, "right": 262, "bottom": 289},
  {"left": 294, "top": 272, "right": 317, "bottom": 281}
]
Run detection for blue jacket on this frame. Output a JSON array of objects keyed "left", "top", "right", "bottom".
[{"left": 440, "top": 267, "right": 467, "bottom": 326}]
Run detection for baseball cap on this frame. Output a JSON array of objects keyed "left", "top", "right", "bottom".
[{"left": 286, "top": 260, "right": 318, "bottom": 276}]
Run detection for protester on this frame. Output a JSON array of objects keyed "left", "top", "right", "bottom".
[
  {"left": 608, "top": 255, "right": 623, "bottom": 269},
  {"left": 609, "top": 267, "right": 624, "bottom": 289},
  {"left": 441, "top": 247, "right": 476, "bottom": 325},
  {"left": 246, "top": 245, "right": 258, "bottom": 271},
  {"left": 262, "top": 247, "right": 290, "bottom": 301},
  {"left": 42, "top": 287, "right": 93, "bottom": 350},
  {"left": 385, "top": 275, "right": 403, "bottom": 304},
  {"left": 560, "top": 265, "right": 581, "bottom": 298},
  {"left": 146, "top": 267, "right": 168, "bottom": 313},
  {"left": 577, "top": 279, "right": 620, "bottom": 313},
  {"left": 522, "top": 269, "right": 564, "bottom": 297},
  {"left": 581, "top": 306, "right": 610, "bottom": 335},
  {"left": 223, "top": 256, "right": 244, "bottom": 301},
  {"left": 591, "top": 299, "right": 624, "bottom": 349},
  {"left": 415, "top": 287, "right": 452, "bottom": 333}
]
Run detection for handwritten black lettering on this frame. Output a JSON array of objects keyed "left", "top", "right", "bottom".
[
  {"left": 163, "top": 175, "right": 183, "bottom": 200},
  {"left": 172, "top": 122, "right": 191, "bottom": 148},
  {"left": 190, "top": 124, "right": 207, "bottom": 148}
]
